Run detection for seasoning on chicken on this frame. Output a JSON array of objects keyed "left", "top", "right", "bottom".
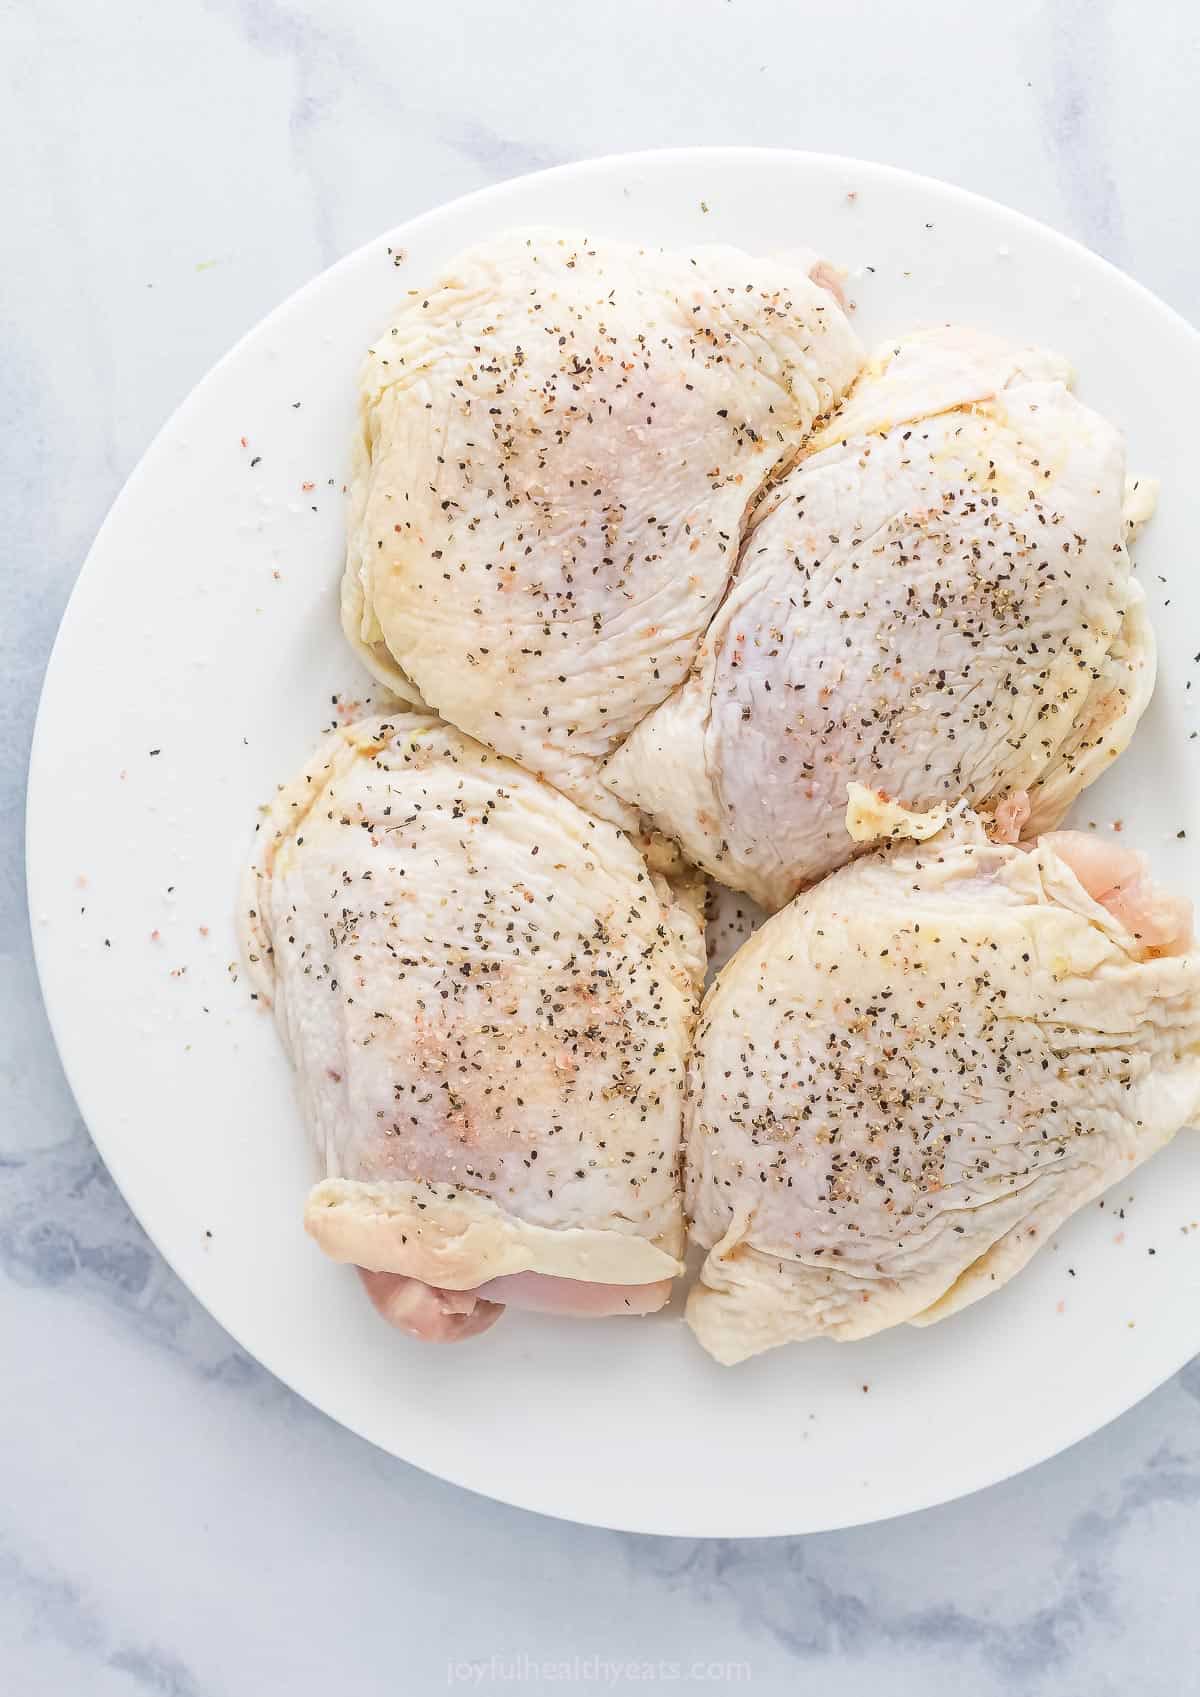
[
  {"left": 243, "top": 713, "right": 703, "bottom": 1340},
  {"left": 685, "top": 812, "right": 1199, "bottom": 1365},
  {"left": 604, "top": 327, "right": 1156, "bottom": 907},
  {"left": 342, "top": 229, "right": 863, "bottom": 821}
]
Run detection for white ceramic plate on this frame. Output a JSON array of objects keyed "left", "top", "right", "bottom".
[{"left": 28, "top": 149, "right": 1200, "bottom": 1537}]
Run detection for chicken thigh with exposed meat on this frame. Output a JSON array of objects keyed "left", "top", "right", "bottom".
[
  {"left": 243, "top": 713, "right": 703, "bottom": 1340},
  {"left": 685, "top": 813, "right": 1199, "bottom": 1364}
]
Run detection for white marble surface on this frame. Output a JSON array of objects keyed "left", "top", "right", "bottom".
[{"left": 5, "top": 1, "right": 1200, "bottom": 1691}]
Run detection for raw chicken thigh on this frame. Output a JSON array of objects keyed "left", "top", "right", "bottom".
[
  {"left": 243, "top": 713, "right": 703, "bottom": 1340},
  {"left": 341, "top": 229, "right": 863, "bottom": 821},
  {"left": 604, "top": 327, "right": 1156, "bottom": 907},
  {"left": 686, "top": 813, "right": 1199, "bottom": 1365}
]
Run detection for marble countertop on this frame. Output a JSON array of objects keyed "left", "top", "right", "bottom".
[{"left": 5, "top": 1, "right": 1200, "bottom": 1691}]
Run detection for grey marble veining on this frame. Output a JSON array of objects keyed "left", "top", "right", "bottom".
[{"left": 4, "top": 1, "right": 1200, "bottom": 1691}]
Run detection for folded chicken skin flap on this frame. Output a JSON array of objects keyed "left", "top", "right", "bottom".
[
  {"left": 685, "top": 813, "right": 1200, "bottom": 1365},
  {"left": 604, "top": 326, "right": 1156, "bottom": 909},
  {"left": 342, "top": 228, "right": 863, "bottom": 823},
  {"left": 243, "top": 713, "right": 702, "bottom": 1338}
]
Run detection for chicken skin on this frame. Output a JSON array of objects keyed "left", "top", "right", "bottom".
[
  {"left": 685, "top": 813, "right": 1199, "bottom": 1364},
  {"left": 605, "top": 327, "right": 1156, "bottom": 907},
  {"left": 341, "top": 229, "right": 863, "bottom": 822},
  {"left": 246, "top": 227, "right": 1188, "bottom": 1366},
  {"left": 242, "top": 713, "right": 703, "bottom": 1340}
]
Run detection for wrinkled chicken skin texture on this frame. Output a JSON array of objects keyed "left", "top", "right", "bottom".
[
  {"left": 244, "top": 713, "right": 702, "bottom": 1341},
  {"left": 342, "top": 229, "right": 862, "bottom": 822},
  {"left": 685, "top": 815, "right": 1200, "bottom": 1365},
  {"left": 604, "top": 326, "right": 1155, "bottom": 909}
]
